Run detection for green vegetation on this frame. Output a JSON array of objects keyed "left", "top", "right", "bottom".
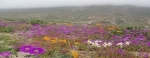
[
  {"left": 0, "top": 26, "right": 12, "bottom": 33},
  {"left": 29, "top": 20, "right": 47, "bottom": 25},
  {"left": 0, "top": 35, "right": 18, "bottom": 54}
]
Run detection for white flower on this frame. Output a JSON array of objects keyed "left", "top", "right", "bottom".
[
  {"left": 94, "top": 40, "right": 102, "bottom": 43},
  {"left": 107, "top": 42, "right": 112, "bottom": 46},
  {"left": 125, "top": 41, "right": 130, "bottom": 45},
  {"left": 91, "top": 43, "right": 101, "bottom": 47},
  {"left": 103, "top": 42, "right": 112, "bottom": 47},
  {"left": 87, "top": 40, "right": 93, "bottom": 44},
  {"left": 116, "top": 42, "right": 124, "bottom": 48},
  {"left": 103, "top": 42, "right": 108, "bottom": 47}
]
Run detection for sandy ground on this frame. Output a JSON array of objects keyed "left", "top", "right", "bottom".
[{"left": 12, "top": 52, "right": 31, "bottom": 58}]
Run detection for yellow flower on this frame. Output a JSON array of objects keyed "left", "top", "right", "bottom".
[
  {"left": 50, "top": 37, "right": 58, "bottom": 44},
  {"left": 43, "top": 36, "right": 50, "bottom": 41},
  {"left": 50, "top": 40, "right": 57, "bottom": 44},
  {"left": 108, "top": 28, "right": 114, "bottom": 31},
  {"left": 117, "top": 31, "right": 122, "bottom": 33},
  {"left": 107, "top": 26, "right": 119, "bottom": 31},
  {"left": 96, "top": 23, "right": 101, "bottom": 26},
  {"left": 71, "top": 50, "right": 79, "bottom": 58},
  {"left": 107, "top": 28, "right": 112, "bottom": 30},
  {"left": 58, "top": 39, "right": 67, "bottom": 43},
  {"left": 75, "top": 42, "right": 80, "bottom": 45}
]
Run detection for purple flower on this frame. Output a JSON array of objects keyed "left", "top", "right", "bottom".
[
  {"left": 123, "top": 36, "right": 130, "bottom": 41},
  {"left": 131, "top": 39, "right": 140, "bottom": 45},
  {"left": 0, "top": 52, "right": 11, "bottom": 57},
  {"left": 19, "top": 45, "right": 45, "bottom": 55},
  {"left": 147, "top": 42, "right": 150, "bottom": 46},
  {"left": 111, "top": 36, "right": 118, "bottom": 39},
  {"left": 138, "top": 53, "right": 149, "bottom": 58},
  {"left": 20, "top": 45, "right": 34, "bottom": 53},
  {"left": 29, "top": 47, "right": 45, "bottom": 55},
  {"left": 136, "top": 35, "right": 145, "bottom": 41},
  {"left": 143, "top": 54, "right": 149, "bottom": 58}
]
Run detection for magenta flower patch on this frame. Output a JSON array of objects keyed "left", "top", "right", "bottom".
[
  {"left": 0, "top": 51, "right": 11, "bottom": 57},
  {"left": 19, "top": 45, "right": 45, "bottom": 55},
  {"left": 20, "top": 45, "right": 34, "bottom": 53},
  {"left": 147, "top": 42, "right": 150, "bottom": 46},
  {"left": 29, "top": 47, "right": 45, "bottom": 55}
]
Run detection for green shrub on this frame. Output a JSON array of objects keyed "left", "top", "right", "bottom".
[
  {"left": 0, "top": 35, "right": 17, "bottom": 54},
  {"left": 124, "top": 46, "right": 141, "bottom": 51},
  {"left": 30, "top": 20, "right": 47, "bottom": 25},
  {"left": 0, "top": 26, "right": 12, "bottom": 33},
  {"left": 0, "top": 35, "right": 11, "bottom": 40},
  {"left": 0, "top": 47, "right": 17, "bottom": 54},
  {"left": 126, "top": 27, "right": 133, "bottom": 30},
  {"left": 50, "top": 51, "right": 72, "bottom": 58}
]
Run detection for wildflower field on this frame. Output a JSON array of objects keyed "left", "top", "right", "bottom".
[{"left": 0, "top": 20, "right": 150, "bottom": 58}]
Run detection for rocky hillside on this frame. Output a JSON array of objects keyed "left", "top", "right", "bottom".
[{"left": 0, "top": 5, "right": 150, "bottom": 25}]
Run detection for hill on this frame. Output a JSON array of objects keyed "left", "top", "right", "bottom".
[{"left": 0, "top": 5, "right": 150, "bottom": 26}]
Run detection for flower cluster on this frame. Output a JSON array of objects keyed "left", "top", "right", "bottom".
[
  {"left": 87, "top": 40, "right": 131, "bottom": 48},
  {"left": 43, "top": 36, "right": 67, "bottom": 44},
  {"left": 71, "top": 50, "right": 79, "bottom": 58},
  {"left": 87, "top": 40, "right": 112, "bottom": 47},
  {"left": 19, "top": 45, "right": 45, "bottom": 55},
  {"left": 0, "top": 52, "right": 11, "bottom": 58}
]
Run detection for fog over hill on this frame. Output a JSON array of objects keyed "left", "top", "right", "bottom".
[
  {"left": 0, "top": 5, "right": 150, "bottom": 26},
  {"left": 1, "top": 0, "right": 150, "bottom": 9}
]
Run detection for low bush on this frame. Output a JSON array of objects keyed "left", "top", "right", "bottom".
[
  {"left": 0, "top": 26, "right": 12, "bottom": 33},
  {"left": 29, "top": 20, "right": 47, "bottom": 25}
]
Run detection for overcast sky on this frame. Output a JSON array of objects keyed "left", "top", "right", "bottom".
[{"left": 0, "top": 0, "right": 150, "bottom": 9}]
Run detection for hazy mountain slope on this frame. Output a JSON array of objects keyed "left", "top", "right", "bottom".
[{"left": 0, "top": 5, "right": 150, "bottom": 25}]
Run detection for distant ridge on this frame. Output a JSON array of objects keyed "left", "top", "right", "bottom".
[{"left": 0, "top": 5, "right": 150, "bottom": 26}]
